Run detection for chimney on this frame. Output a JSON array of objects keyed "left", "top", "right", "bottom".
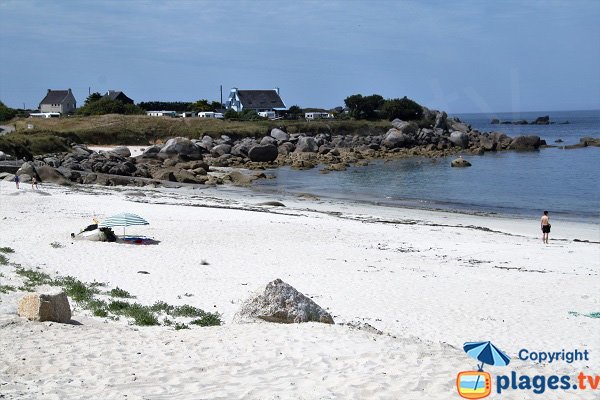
[
  {"left": 275, "top": 87, "right": 280, "bottom": 95},
  {"left": 68, "top": 88, "right": 72, "bottom": 93},
  {"left": 48, "top": 89, "right": 51, "bottom": 93}
]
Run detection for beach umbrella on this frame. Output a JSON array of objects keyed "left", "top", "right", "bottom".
[
  {"left": 463, "top": 341, "right": 511, "bottom": 390},
  {"left": 464, "top": 341, "right": 511, "bottom": 369},
  {"left": 98, "top": 213, "right": 149, "bottom": 235}
]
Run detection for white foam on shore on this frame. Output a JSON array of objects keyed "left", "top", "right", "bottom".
[{"left": 0, "top": 181, "right": 598, "bottom": 399}]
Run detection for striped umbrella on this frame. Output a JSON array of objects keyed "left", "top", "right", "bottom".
[
  {"left": 463, "top": 341, "right": 511, "bottom": 391},
  {"left": 98, "top": 213, "right": 149, "bottom": 236}
]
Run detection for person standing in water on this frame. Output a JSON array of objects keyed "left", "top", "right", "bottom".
[{"left": 540, "top": 211, "right": 551, "bottom": 244}]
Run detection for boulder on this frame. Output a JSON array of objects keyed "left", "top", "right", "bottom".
[
  {"left": 451, "top": 157, "right": 472, "bottom": 168},
  {"left": 449, "top": 131, "right": 469, "bottom": 148},
  {"left": 42, "top": 157, "right": 61, "bottom": 168},
  {"left": 141, "top": 145, "right": 161, "bottom": 158},
  {"left": 34, "top": 165, "right": 70, "bottom": 185},
  {"left": 18, "top": 290, "right": 71, "bottom": 323},
  {"left": 270, "top": 128, "right": 289, "bottom": 141},
  {"left": 391, "top": 118, "right": 410, "bottom": 130},
  {"left": 260, "top": 136, "right": 278, "bottom": 146},
  {"left": 158, "top": 137, "right": 202, "bottom": 160},
  {"left": 490, "top": 118, "right": 500, "bottom": 124},
  {"left": 382, "top": 128, "right": 411, "bottom": 149},
  {"left": 17, "top": 162, "right": 37, "bottom": 178},
  {"left": 580, "top": 137, "right": 600, "bottom": 147},
  {"left": 0, "top": 151, "right": 6, "bottom": 161},
  {"left": 111, "top": 146, "right": 131, "bottom": 158},
  {"left": 231, "top": 142, "right": 251, "bottom": 157},
  {"left": 447, "top": 119, "right": 470, "bottom": 133},
  {"left": 210, "top": 144, "right": 232, "bottom": 157},
  {"left": 533, "top": 115, "right": 550, "bottom": 125},
  {"left": 234, "top": 278, "right": 334, "bottom": 324},
  {"left": 434, "top": 111, "right": 447, "bottom": 130},
  {"left": 294, "top": 137, "right": 319, "bottom": 153},
  {"left": 248, "top": 144, "right": 278, "bottom": 162},
  {"left": 224, "top": 170, "right": 260, "bottom": 186},
  {"left": 509, "top": 135, "right": 541, "bottom": 150},
  {"left": 278, "top": 142, "right": 295, "bottom": 155}
]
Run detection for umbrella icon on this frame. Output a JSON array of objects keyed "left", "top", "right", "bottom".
[
  {"left": 98, "top": 213, "right": 149, "bottom": 236},
  {"left": 463, "top": 341, "right": 511, "bottom": 393}
]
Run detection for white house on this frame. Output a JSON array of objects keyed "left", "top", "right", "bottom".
[
  {"left": 146, "top": 111, "right": 177, "bottom": 117},
  {"left": 29, "top": 112, "right": 61, "bottom": 118},
  {"left": 305, "top": 112, "right": 334, "bottom": 120},
  {"left": 198, "top": 111, "right": 224, "bottom": 119},
  {"left": 39, "top": 89, "right": 77, "bottom": 114},
  {"left": 225, "top": 88, "right": 286, "bottom": 114},
  {"left": 258, "top": 111, "right": 277, "bottom": 119}
]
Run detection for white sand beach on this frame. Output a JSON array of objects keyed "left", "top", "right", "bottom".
[{"left": 0, "top": 180, "right": 598, "bottom": 399}]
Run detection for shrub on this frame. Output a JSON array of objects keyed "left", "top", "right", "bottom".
[
  {"left": 0, "top": 101, "right": 17, "bottom": 122},
  {"left": 109, "top": 287, "right": 135, "bottom": 298},
  {"left": 0, "top": 247, "right": 15, "bottom": 254},
  {"left": 190, "top": 313, "right": 222, "bottom": 327},
  {"left": 381, "top": 97, "right": 424, "bottom": 121}
]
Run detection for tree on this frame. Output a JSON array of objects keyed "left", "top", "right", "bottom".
[
  {"left": 288, "top": 105, "right": 303, "bottom": 117},
  {"left": 0, "top": 101, "right": 17, "bottom": 122},
  {"left": 381, "top": 96, "right": 423, "bottom": 121},
  {"left": 76, "top": 98, "right": 144, "bottom": 116},
  {"left": 84, "top": 92, "right": 103, "bottom": 106},
  {"left": 344, "top": 94, "right": 384, "bottom": 119}
]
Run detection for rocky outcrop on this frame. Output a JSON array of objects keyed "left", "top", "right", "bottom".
[
  {"left": 234, "top": 278, "right": 334, "bottom": 324},
  {"left": 18, "top": 290, "right": 71, "bottom": 323},
  {"left": 509, "top": 135, "right": 541, "bottom": 150},
  {"left": 533, "top": 115, "right": 550, "bottom": 125},
  {"left": 451, "top": 157, "right": 472, "bottom": 167},
  {"left": 449, "top": 131, "right": 469, "bottom": 148}
]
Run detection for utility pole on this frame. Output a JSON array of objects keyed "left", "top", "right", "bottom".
[
  {"left": 89, "top": 87, "right": 91, "bottom": 95},
  {"left": 220, "top": 85, "right": 223, "bottom": 106}
]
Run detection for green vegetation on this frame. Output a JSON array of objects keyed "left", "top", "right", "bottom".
[
  {"left": 0, "top": 247, "right": 15, "bottom": 254},
  {"left": 109, "top": 287, "right": 135, "bottom": 298},
  {"left": 190, "top": 313, "right": 222, "bottom": 327},
  {"left": 0, "top": 101, "right": 17, "bottom": 122},
  {"left": 0, "top": 254, "right": 8, "bottom": 266},
  {"left": 76, "top": 97, "right": 145, "bottom": 116},
  {"left": 1, "top": 251, "right": 222, "bottom": 329},
  {"left": 0, "top": 284, "right": 16, "bottom": 294},
  {"left": 0, "top": 133, "right": 70, "bottom": 159},
  {"left": 344, "top": 93, "right": 424, "bottom": 121}
]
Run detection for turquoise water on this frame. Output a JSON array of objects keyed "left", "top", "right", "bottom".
[{"left": 254, "top": 110, "right": 600, "bottom": 221}]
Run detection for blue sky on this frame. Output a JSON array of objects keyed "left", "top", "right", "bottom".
[{"left": 0, "top": 0, "right": 598, "bottom": 113}]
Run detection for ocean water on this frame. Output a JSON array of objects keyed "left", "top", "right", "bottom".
[{"left": 253, "top": 110, "right": 600, "bottom": 222}]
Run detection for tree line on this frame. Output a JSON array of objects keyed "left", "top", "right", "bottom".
[{"left": 1, "top": 93, "right": 424, "bottom": 122}]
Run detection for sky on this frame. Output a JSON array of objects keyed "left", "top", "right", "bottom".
[{"left": 0, "top": 0, "right": 599, "bottom": 113}]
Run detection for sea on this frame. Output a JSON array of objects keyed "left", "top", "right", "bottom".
[{"left": 253, "top": 110, "right": 600, "bottom": 223}]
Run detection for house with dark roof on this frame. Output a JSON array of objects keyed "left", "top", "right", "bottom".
[
  {"left": 39, "top": 89, "right": 77, "bottom": 114},
  {"left": 103, "top": 90, "right": 134, "bottom": 104},
  {"left": 225, "top": 88, "right": 286, "bottom": 114}
]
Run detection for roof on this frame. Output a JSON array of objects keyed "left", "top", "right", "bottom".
[
  {"left": 237, "top": 90, "right": 285, "bottom": 109},
  {"left": 104, "top": 90, "right": 133, "bottom": 103},
  {"left": 40, "top": 90, "right": 71, "bottom": 105}
]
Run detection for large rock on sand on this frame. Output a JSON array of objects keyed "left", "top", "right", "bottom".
[
  {"left": 35, "top": 165, "right": 71, "bottom": 185},
  {"left": 234, "top": 278, "right": 334, "bottom": 324},
  {"left": 18, "top": 290, "right": 71, "bottom": 323}
]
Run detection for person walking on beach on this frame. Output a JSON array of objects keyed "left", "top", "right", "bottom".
[
  {"left": 31, "top": 176, "right": 38, "bottom": 190},
  {"left": 14, "top": 174, "right": 19, "bottom": 189},
  {"left": 541, "top": 211, "right": 551, "bottom": 244}
]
